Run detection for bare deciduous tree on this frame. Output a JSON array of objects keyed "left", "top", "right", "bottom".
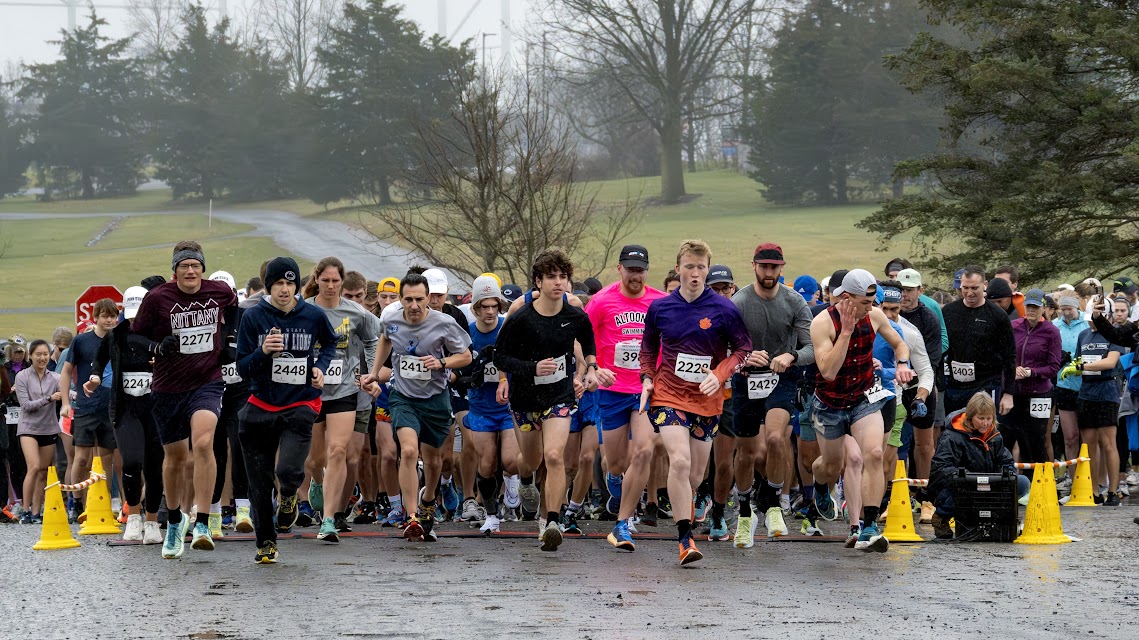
[
  {"left": 255, "top": 0, "right": 342, "bottom": 92},
  {"left": 370, "top": 71, "right": 643, "bottom": 285},
  {"left": 542, "top": 0, "right": 761, "bottom": 203},
  {"left": 127, "top": 0, "right": 184, "bottom": 58}
]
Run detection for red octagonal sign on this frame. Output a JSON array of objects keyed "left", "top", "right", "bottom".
[{"left": 76, "top": 285, "right": 123, "bottom": 329}]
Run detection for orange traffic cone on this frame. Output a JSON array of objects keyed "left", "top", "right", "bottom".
[
  {"left": 1066, "top": 443, "right": 1097, "bottom": 507},
  {"left": 1016, "top": 462, "right": 1071, "bottom": 544},
  {"left": 33, "top": 466, "right": 80, "bottom": 550},
  {"left": 78, "top": 458, "right": 122, "bottom": 535},
  {"left": 882, "top": 460, "right": 923, "bottom": 542}
]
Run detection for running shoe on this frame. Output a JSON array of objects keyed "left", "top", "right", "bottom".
[
  {"left": 209, "top": 512, "right": 224, "bottom": 539},
  {"left": 308, "top": 482, "right": 324, "bottom": 512},
  {"left": 801, "top": 515, "right": 823, "bottom": 537},
  {"left": 235, "top": 506, "right": 254, "bottom": 533},
  {"left": 296, "top": 501, "right": 315, "bottom": 527},
  {"left": 814, "top": 486, "right": 837, "bottom": 521},
  {"left": 538, "top": 517, "right": 547, "bottom": 539},
  {"left": 459, "top": 498, "right": 482, "bottom": 522},
  {"left": 779, "top": 494, "right": 792, "bottom": 516},
  {"left": 855, "top": 523, "right": 889, "bottom": 553},
  {"left": 694, "top": 494, "right": 712, "bottom": 523},
  {"left": 354, "top": 502, "right": 378, "bottom": 525},
  {"left": 678, "top": 535, "right": 703, "bottom": 565},
  {"left": 734, "top": 513, "right": 758, "bottom": 549},
  {"left": 276, "top": 494, "right": 299, "bottom": 533},
  {"left": 440, "top": 482, "right": 461, "bottom": 516},
  {"left": 605, "top": 472, "right": 622, "bottom": 515},
  {"left": 381, "top": 506, "right": 407, "bottom": 528},
  {"left": 123, "top": 514, "right": 143, "bottom": 541},
  {"left": 764, "top": 507, "right": 788, "bottom": 538},
  {"left": 503, "top": 476, "right": 522, "bottom": 509},
  {"left": 657, "top": 493, "right": 673, "bottom": 519},
  {"left": 1127, "top": 471, "right": 1139, "bottom": 486},
  {"left": 191, "top": 522, "right": 215, "bottom": 551},
  {"left": 18, "top": 511, "right": 34, "bottom": 525},
  {"left": 1118, "top": 482, "right": 1131, "bottom": 498},
  {"left": 518, "top": 482, "right": 541, "bottom": 517},
  {"left": 318, "top": 517, "right": 340, "bottom": 543},
  {"left": 709, "top": 515, "right": 730, "bottom": 541},
  {"left": 844, "top": 526, "right": 860, "bottom": 549},
  {"left": 1104, "top": 492, "right": 1121, "bottom": 507},
  {"left": 162, "top": 520, "right": 186, "bottom": 559},
  {"left": 607, "top": 519, "right": 635, "bottom": 551},
  {"left": 539, "top": 519, "right": 563, "bottom": 551},
  {"left": 562, "top": 510, "right": 582, "bottom": 535},
  {"left": 66, "top": 504, "right": 80, "bottom": 524},
  {"left": 31, "top": 514, "right": 42, "bottom": 525},
  {"left": 420, "top": 503, "right": 438, "bottom": 540},
  {"left": 641, "top": 503, "right": 659, "bottom": 527},
  {"left": 143, "top": 520, "right": 163, "bottom": 545},
  {"left": 1056, "top": 476, "right": 1073, "bottom": 492},
  {"left": 403, "top": 516, "right": 424, "bottom": 541},
  {"left": 255, "top": 540, "right": 278, "bottom": 564},
  {"left": 500, "top": 506, "right": 520, "bottom": 522},
  {"left": 480, "top": 514, "right": 501, "bottom": 535},
  {"left": 334, "top": 513, "right": 352, "bottom": 533}
]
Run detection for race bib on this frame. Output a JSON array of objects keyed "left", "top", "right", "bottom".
[
  {"left": 614, "top": 340, "right": 641, "bottom": 370},
  {"left": 5, "top": 406, "right": 19, "bottom": 425},
  {"left": 221, "top": 362, "right": 242, "bottom": 384},
  {"left": 398, "top": 355, "right": 431, "bottom": 381},
  {"left": 864, "top": 376, "right": 895, "bottom": 404},
  {"left": 121, "top": 372, "right": 152, "bottom": 397},
  {"left": 484, "top": 362, "right": 499, "bottom": 380},
  {"left": 535, "top": 355, "right": 568, "bottom": 385},
  {"left": 1082, "top": 354, "right": 1102, "bottom": 376},
  {"left": 950, "top": 360, "right": 975, "bottom": 383},
  {"left": 943, "top": 360, "right": 950, "bottom": 377},
  {"left": 1029, "top": 397, "right": 1052, "bottom": 419},
  {"left": 272, "top": 357, "right": 309, "bottom": 385},
  {"left": 747, "top": 372, "right": 779, "bottom": 400},
  {"left": 325, "top": 359, "right": 345, "bottom": 385},
  {"left": 177, "top": 325, "right": 215, "bottom": 354},
  {"left": 674, "top": 353, "right": 712, "bottom": 383}
]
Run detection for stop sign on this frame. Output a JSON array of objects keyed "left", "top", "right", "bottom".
[{"left": 76, "top": 285, "right": 123, "bottom": 328}]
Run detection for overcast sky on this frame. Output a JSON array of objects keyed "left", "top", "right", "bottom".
[{"left": 0, "top": 0, "right": 528, "bottom": 74}]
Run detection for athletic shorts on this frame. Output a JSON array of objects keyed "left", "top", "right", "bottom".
[
  {"left": 151, "top": 381, "right": 224, "bottom": 446},
  {"left": 1055, "top": 387, "right": 1079, "bottom": 412},
  {"left": 20, "top": 433, "right": 60, "bottom": 447},
  {"left": 888, "top": 409, "right": 905, "bottom": 449},
  {"left": 388, "top": 390, "right": 453, "bottom": 450},
  {"left": 811, "top": 395, "right": 888, "bottom": 441},
  {"left": 513, "top": 402, "right": 576, "bottom": 433},
  {"left": 597, "top": 390, "right": 640, "bottom": 432},
  {"left": 730, "top": 371, "right": 798, "bottom": 439},
  {"left": 799, "top": 401, "right": 817, "bottom": 442},
  {"left": 572, "top": 392, "right": 599, "bottom": 434},
  {"left": 450, "top": 389, "right": 470, "bottom": 414},
  {"left": 718, "top": 399, "right": 737, "bottom": 438},
  {"left": 649, "top": 406, "right": 718, "bottom": 442},
  {"left": 464, "top": 411, "right": 514, "bottom": 433},
  {"left": 72, "top": 409, "right": 116, "bottom": 449},
  {"left": 317, "top": 394, "right": 357, "bottom": 423},
  {"left": 354, "top": 409, "right": 370, "bottom": 434},
  {"left": 1078, "top": 399, "right": 1119, "bottom": 429}
]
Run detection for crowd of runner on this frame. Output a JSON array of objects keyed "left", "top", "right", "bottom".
[{"left": 2, "top": 241, "right": 1137, "bottom": 564}]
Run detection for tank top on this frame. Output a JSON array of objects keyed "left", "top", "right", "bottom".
[{"left": 815, "top": 306, "right": 876, "bottom": 409}]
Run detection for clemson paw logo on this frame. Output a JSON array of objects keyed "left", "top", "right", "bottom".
[{"left": 699, "top": 317, "right": 712, "bottom": 330}]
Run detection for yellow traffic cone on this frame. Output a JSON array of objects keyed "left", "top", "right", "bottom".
[
  {"left": 1066, "top": 443, "right": 1098, "bottom": 507},
  {"left": 882, "top": 460, "right": 923, "bottom": 542},
  {"left": 1016, "top": 462, "right": 1071, "bottom": 544},
  {"left": 78, "top": 458, "right": 123, "bottom": 535},
  {"left": 33, "top": 466, "right": 80, "bottom": 550}
]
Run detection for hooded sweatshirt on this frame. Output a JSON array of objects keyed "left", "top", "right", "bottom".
[
  {"left": 236, "top": 295, "right": 338, "bottom": 410},
  {"left": 929, "top": 410, "right": 1016, "bottom": 496},
  {"left": 1010, "top": 316, "right": 1062, "bottom": 396}
]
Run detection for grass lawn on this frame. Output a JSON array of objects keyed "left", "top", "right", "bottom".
[
  {"left": 1, "top": 313, "right": 74, "bottom": 342},
  {"left": 0, "top": 189, "right": 198, "bottom": 214}
]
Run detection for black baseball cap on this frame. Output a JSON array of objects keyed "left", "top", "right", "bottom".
[
  {"left": 707, "top": 264, "right": 734, "bottom": 285},
  {"left": 619, "top": 245, "right": 649, "bottom": 269},
  {"left": 501, "top": 284, "right": 523, "bottom": 302},
  {"left": 828, "top": 269, "right": 849, "bottom": 292},
  {"left": 1114, "top": 276, "right": 1138, "bottom": 295}
]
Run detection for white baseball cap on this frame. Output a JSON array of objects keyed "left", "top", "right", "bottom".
[
  {"left": 423, "top": 268, "right": 449, "bottom": 295},
  {"left": 122, "top": 286, "right": 147, "bottom": 320},
  {"left": 209, "top": 270, "right": 236, "bottom": 290},
  {"left": 896, "top": 268, "right": 922, "bottom": 288}
]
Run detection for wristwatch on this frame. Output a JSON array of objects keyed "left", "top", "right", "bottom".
[{"left": 896, "top": 359, "right": 910, "bottom": 367}]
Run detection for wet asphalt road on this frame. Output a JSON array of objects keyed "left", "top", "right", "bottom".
[{"left": 3, "top": 505, "right": 1137, "bottom": 640}]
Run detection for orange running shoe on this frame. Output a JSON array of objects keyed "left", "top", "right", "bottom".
[{"left": 678, "top": 535, "right": 703, "bottom": 565}]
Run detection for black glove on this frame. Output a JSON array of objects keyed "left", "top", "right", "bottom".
[
  {"left": 156, "top": 335, "right": 180, "bottom": 357},
  {"left": 910, "top": 397, "right": 928, "bottom": 419},
  {"left": 470, "top": 368, "right": 485, "bottom": 388}
]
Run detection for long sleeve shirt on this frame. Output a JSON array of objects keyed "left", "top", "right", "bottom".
[
  {"left": 495, "top": 302, "right": 596, "bottom": 413},
  {"left": 640, "top": 288, "right": 751, "bottom": 417},
  {"left": 942, "top": 300, "right": 1016, "bottom": 392},
  {"left": 14, "top": 368, "right": 61, "bottom": 436}
]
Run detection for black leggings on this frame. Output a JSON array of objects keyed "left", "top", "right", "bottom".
[
  {"left": 999, "top": 394, "right": 1049, "bottom": 476},
  {"left": 116, "top": 397, "right": 165, "bottom": 513},
  {"left": 212, "top": 390, "right": 249, "bottom": 504},
  {"left": 1, "top": 423, "right": 27, "bottom": 502}
]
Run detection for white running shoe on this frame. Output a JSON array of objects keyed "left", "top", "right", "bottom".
[
  {"left": 123, "top": 514, "right": 143, "bottom": 541},
  {"left": 480, "top": 514, "right": 500, "bottom": 535},
  {"left": 143, "top": 520, "right": 163, "bottom": 545},
  {"left": 503, "top": 475, "right": 522, "bottom": 509},
  {"left": 765, "top": 507, "right": 788, "bottom": 538}
]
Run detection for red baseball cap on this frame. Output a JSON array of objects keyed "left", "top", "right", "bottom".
[{"left": 753, "top": 243, "right": 785, "bottom": 265}]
